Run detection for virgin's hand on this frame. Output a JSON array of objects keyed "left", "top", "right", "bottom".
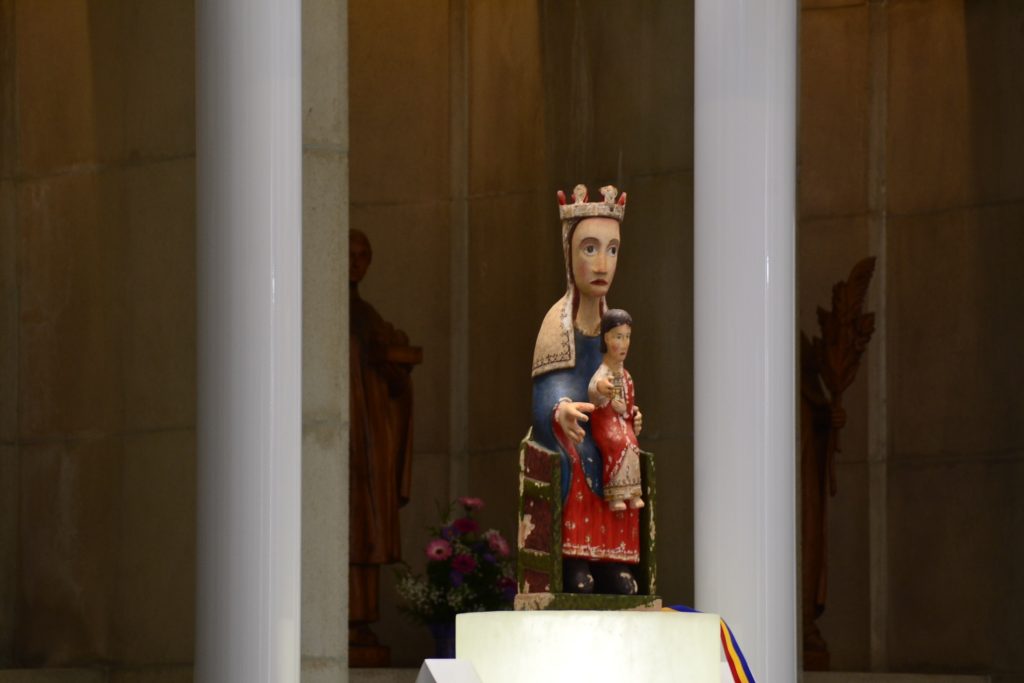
[
  {"left": 633, "top": 407, "right": 643, "bottom": 436},
  {"left": 596, "top": 378, "right": 615, "bottom": 399},
  {"left": 556, "top": 401, "right": 595, "bottom": 444}
]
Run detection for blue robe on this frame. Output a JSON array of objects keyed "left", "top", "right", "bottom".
[{"left": 531, "top": 330, "right": 604, "bottom": 501}]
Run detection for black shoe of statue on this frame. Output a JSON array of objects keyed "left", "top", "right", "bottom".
[
  {"left": 563, "top": 558, "right": 595, "bottom": 593},
  {"left": 593, "top": 562, "right": 639, "bottom": 595}
]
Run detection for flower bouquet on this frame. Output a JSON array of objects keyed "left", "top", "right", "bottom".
[{"left": 395, "top": 496, "right": 516, "bottom": 655}]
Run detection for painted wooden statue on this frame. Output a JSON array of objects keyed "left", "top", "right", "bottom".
[
  {"left": 517, "top": 185, "right": 658, "bottom": 609},
  {"left": 588, "top": 308, "right": 645, "bottom": 512},
  {"left": 348, "top": 229, "right": 422, "bottom": 667}
]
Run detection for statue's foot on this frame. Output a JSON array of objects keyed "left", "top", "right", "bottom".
[
  {"left": 593, "top": 562, "right": 639, "bottom": 595},
  {"left": 563, "top": 558, "right": 595, "bottom": 593},
  {"left": 628, "top": 497, "right": 645, "bottom": 509}
]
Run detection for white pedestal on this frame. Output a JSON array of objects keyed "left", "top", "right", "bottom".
[{"left": 455, "top": 610, "right": 720, "bottom": 683}]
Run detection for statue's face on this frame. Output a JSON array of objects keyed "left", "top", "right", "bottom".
[
  {"left": 604, "top": 323, "right": 631, "bottom": 363},
  {"left": 571, "top": 217, "right": 620, "bottom": 299},
  {"left": 349, "top": 232, "right": 372, "bottom": 284}
]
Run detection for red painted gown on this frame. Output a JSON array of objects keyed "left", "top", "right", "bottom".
[
  {"left": 553, "top": 371, "right": 641, "bottom": 564},
  {"left": 589, "top": 365, "right": 643, "bottom": 506},
  {"left": 555, "top": 436, "right": 640, "bottom": 563}
]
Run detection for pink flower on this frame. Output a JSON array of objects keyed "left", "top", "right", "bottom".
[
  {"left": 451, "top": 554, "right": 477, "bottom": 574},
  {"left": 425, "top": 538, "right": 452, "bottom": 561},
  {"left": 452, "top": 517, "right": 479, "bottom": 535},
  {"left": 458, "top": 496, "right": 485, "bottom": 511},
  {"left": 485, "top": 530, "right": 511, "bottom": 558}
]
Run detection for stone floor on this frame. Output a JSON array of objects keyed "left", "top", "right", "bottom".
[
  {"left": 0, "top": 668, "right": 996, "bottom": 683},
  {"left": 0, "top": 672, "right": 104, "bottom": 683},
  {"left": 0, "top": 669, "right": 423, "bottom": 683},
  {"left": 0, "top": 668, "right": 193, "bottom": 683},
  {"left": 804, "top": 673, "right": 991, "bottom": 683},
  {"left": 351, "top": 667, "right": 996, "bottom": 683},
  {"left": 349, "top": 668, "right": 419, "bottom": 683}
]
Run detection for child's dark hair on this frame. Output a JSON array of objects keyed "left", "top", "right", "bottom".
[{"left": 600, "top": 308, "right": 633, "bottom": 353}]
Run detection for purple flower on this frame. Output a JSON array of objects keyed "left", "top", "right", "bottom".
[
  {"left": 449, "top": 570, "right": 464, "bottom": 588},
  {"left": 452, "top": 517, "right": 479, "bottom": 535},
  {"left": 451, "top": 553, "right": 477, "bottom": 574},
  {"left": 440, "top": 525, "right": 456, "bottom": 541},
  {"left": 483, "top": 552, "right": 496, "bottom": 564},
  {"left": 425, "top": 538, "right": 453, "bottom": 561}
]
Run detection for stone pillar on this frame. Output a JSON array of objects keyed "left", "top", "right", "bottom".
[
  {"left": 301, "top": 0, "right": 351, "bottom": 679},
  {"left": 195, "top": 1, "right": 303, "bottom": 682},
  {"left": 693, "top": 1, "right": 797, "bottom": 681}
]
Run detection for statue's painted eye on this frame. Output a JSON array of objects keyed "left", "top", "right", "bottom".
[
  {"left": 608, "top": 245, "right": 618, "bottom": 256},
  {"left": 583, "top": 244, "right": 598, "bottom": 256}
]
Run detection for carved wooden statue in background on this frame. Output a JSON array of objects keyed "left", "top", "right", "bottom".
[
  {"left": 801, "top": 257, "right": 876, "bottom": 671},
  {"left": 349, "top": 229, "right": 422, "bottom": 667}
]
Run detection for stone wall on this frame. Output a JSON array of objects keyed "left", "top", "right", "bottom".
[
  {"left": 0, "top": 1, "right": 197, "bottom": 672},
  {"left": 348, "top": 0, "right": 455, "bottom": 665},
  {"left": 349, "top": 0, "right": 696, "bottom": 666},
  {"left": 800, "top": 1, "right": 1024, "bottom": 680},
  {"left": 0, "top": 1, "right": 351, "bottom": 681}
]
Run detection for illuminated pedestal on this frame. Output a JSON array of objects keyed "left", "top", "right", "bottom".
[{"left": 456, "top": 610, "right": 719, "bottom": 683}]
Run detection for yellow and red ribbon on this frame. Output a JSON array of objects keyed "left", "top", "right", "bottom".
[{"left": 664, "top": 605, "right": 755, "bottom": 683}]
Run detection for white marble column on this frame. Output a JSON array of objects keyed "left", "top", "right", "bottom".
[
  {"left": 693, "top": 1, "right": 797, "bottom": 681},
  {"left": 195, "top": 1, "right": 303, "bottom": 682}
]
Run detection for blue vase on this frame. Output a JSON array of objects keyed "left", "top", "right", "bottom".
[{"left": 427, "top": 621, "right": 456, "bottom": 658}]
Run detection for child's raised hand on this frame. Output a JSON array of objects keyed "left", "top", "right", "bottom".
[{"left": 596, "top": 377, "right": 615, "bottom": 399}]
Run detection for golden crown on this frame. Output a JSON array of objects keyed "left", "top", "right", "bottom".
[{"left": 557, "top": 184, "right": 627, "bottom": 222}]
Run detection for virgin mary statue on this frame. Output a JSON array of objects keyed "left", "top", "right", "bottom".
[{"left": 530, "top": 184, "right": 642, "bottom": 595}]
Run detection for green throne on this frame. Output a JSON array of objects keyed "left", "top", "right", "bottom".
[{"left": 515, "top": 428, "right": 661, "bottom": 610}]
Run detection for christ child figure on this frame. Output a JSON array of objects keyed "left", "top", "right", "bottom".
[{"left": 587, "top": 308, "right": 645, "bottom": 512}]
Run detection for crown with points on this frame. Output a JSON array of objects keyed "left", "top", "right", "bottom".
[{"left": 557, "top": 184, "right": 627, "bottom": 222}]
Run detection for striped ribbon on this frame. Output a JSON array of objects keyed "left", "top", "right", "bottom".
[{"left": 664, "top": 605, "right": 756, "bottom": 683}]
